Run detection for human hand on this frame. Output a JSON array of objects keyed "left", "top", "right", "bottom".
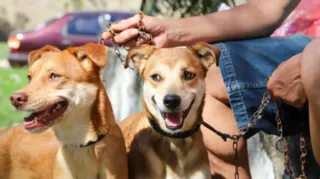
[
  {"left": 101, "top": 13, "right": 170, "bottom": 49},
  {"left": 267, "top": 54, "right": 307, "bottom": 108}
]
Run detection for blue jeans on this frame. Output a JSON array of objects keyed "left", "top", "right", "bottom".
[
  {"left": 214, "top": 34, "right": 311, "bottom": 138},
  {"left": 213, "top": 34, "right": 320, "bottom": 178}
]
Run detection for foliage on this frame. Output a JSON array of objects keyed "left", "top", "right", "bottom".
[{"left": 141, "top": 0, "right": 237, "bottom": 18}]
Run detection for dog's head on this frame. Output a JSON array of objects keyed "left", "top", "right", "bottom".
[
  {"left": 10, "top": 43, "right": 109, "bottom": 134},
  {"left": 126, "top": 42, "right": 220, "bottom": 136}
]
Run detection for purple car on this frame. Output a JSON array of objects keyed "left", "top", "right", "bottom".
[{"left": 7, "top": 11, "right": 134, "bottom": 66}]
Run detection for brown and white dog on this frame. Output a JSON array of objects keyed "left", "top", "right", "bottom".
[
  {"left": 120, "top": 42, "right": 220, "bottom": 179},
  {"left": 0, "top": 43, "right": 128, "bottom": 179}
]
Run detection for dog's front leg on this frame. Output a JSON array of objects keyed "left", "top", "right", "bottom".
[{"left": 97, "top": 125, "right": 128, "bottom": 179}]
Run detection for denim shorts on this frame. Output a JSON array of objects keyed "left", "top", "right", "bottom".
[{"left": 213, "top": 34, "right": 312, "bottom": 139}]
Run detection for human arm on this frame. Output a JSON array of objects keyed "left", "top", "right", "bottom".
[{"left": 102, "top": 0, "right": 301, "bottom": 48}]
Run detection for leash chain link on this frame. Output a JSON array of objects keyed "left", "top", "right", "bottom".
[
  {"left": 297, "top": 133, "right": 307, "bottom": 179},
  {"left": 98, "top": 11, "right": 154, "bottom": 70},
  {"left": 275, "top": 107, "right": 295, "bottom": 178},
  {"left": 97, "top": 34, "right": 106, "bottom": 83},
  {"left": 233, "top": 136, "right": 240, "bottom": 179},
  {"left": 232, "top": 91, "right": 271, "bottom": 179}
]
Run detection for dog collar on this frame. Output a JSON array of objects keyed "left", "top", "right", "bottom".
[
  {"left": 148, "top": 119, "right": 201, "bottom": 139},
  {"left": 79, "top": 134, "right": 106, "bottom": 148}
]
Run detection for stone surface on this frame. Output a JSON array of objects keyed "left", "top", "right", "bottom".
[{"left": 247, "top": 132, "right": 285, "bottom": 179}]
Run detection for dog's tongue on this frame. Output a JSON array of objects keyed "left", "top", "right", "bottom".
[{"left": 165, "top": 112, "right": 183, "bottom": 128}]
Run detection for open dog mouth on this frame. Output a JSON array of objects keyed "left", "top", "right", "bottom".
[
  {"left": 153, "top": 97, "right": 195, "bottom": 130},
  {"left": 24, "top": 100, "right": 68, "bottom": 131}
]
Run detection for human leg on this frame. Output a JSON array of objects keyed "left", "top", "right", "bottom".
[
  {"left": 301, "top": 37, "right": 320, "bottom": 164},
  {"left": 201, "top": 92, "right": 251, "bottom": 178}
]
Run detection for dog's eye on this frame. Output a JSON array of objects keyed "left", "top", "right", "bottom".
[
  {"left": 183, "top": 71, "right": 196, "bottom": 80},
  {"left": 49, "top": 73, "right": 61, "bottom": 80},
  {"left": 150, "top": 74, "right": 161, "bottom": 82},
  {"left": 27, "top": 75, "right": 31, "bottom": 82}
]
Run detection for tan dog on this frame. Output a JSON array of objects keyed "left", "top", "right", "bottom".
[
  {"left": 0, "top": 43, "right": 128, "bottom": 179},
  {"left": 120, "top": 42, "right": 220, "bottom": 179}
]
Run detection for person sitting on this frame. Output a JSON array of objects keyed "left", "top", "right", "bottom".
[{"left": 102, "top": 0, "right": 320, "bottom": 178}]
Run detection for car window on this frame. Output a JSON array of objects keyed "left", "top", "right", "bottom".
[{"left": 66, "top": 16, "right": 102, "bottom": 37}]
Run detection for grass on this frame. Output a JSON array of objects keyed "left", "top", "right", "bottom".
[
  {"left": 0, "top": 42, "right": 7, "bottom": 59},
  {"left": 0, "top": 42, "right": 29, "bottom": 127}
]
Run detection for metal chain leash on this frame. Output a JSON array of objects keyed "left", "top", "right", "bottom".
[
  {"left": 275, "top": 107, "right": 295, "bottom": 178},
  {"left": 203, "top": 88, "right": 308, "bottom": 179},
  {"left": 99, "top": 22, "right": 128, "bottom": 68},
  {"left": 232, "top": 91, "right": 271, "bottom": 179},
  {"left": 297, "top": 133, "right": 307, "bottom": 179},
  {"left": 98, "top": 11, "right": 154, "bottom": 70},
  {"left": 238, "top": 92, "right": 271, "bottom": 136},
  {"left": 233, "top": 136, "right": 240, "bottom": 179},
  {"left": 203, "top": 91, "right": 272, "bottom": 179},
  {"left": 98, "top": 33, "right": 106, "bottom": 83}
]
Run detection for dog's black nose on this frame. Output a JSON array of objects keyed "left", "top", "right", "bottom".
[{"left": 163, "top": 94, "right": 181, "bottom": 109}]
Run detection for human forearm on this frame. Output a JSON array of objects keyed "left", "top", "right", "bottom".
[
  {"left": 164, "top": 0, "right": 300, "bottom": 46},
  {"left": 102, "top": 0, "right": 300, "bottom": 48}
]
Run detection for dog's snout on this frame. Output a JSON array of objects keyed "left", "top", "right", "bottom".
[
  {"left": 10, "top": 93, "right": 28, "bottom": 108},
  {"left": 163, "top": 95, "right": 181, "bottom": 109}
]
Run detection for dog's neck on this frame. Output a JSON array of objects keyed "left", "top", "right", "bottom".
[
  {"left": 53, "top": 83, "right": 112, "bottom": 147},
  {"left": 145, "top": 115, "right": 202, "bottom": 162},
  {"left": 144, "top": 115, "right": 201, "bottom": 155}
]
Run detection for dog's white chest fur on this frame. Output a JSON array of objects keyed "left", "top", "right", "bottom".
[
  {"left": 144, "top": 139, "right": 211, "bottom": 179},
  {"left": 165, "top": 169, "right": 210, "bottom": 179},
  {"left": 55, "top": 146, "right": 99, "bottom": 179}
]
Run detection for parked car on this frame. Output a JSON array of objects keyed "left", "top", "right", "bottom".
[{"left": 7, "top": 11, "right": 134, "bottom": 66}]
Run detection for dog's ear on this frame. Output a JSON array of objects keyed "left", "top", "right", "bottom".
[
  {"left": 188, "top": 42, "right": 220, "bottom": 70},
  {"left": 28, "top": 45, "right": 60, "bottom": 66},
  {"left": 125, "top": 45, "right": 155, "bottom": 74},
  {"left": 68, "top": 43, "right": 108, "bottom": 69}
]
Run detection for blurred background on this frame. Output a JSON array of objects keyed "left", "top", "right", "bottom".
[
  {"left": 0, "top": 0, "right": 249, "bottom": 130},
  {"left": 0, "top": 0, "right": 319, "bottom": 178}
]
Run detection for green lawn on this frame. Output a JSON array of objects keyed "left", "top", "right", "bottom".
[
  {"left": 0, "top": 42, "right": 8, "bottom": 59},
  {"left": 0, "top": 42, "right": 29, "bottom": 127}
]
